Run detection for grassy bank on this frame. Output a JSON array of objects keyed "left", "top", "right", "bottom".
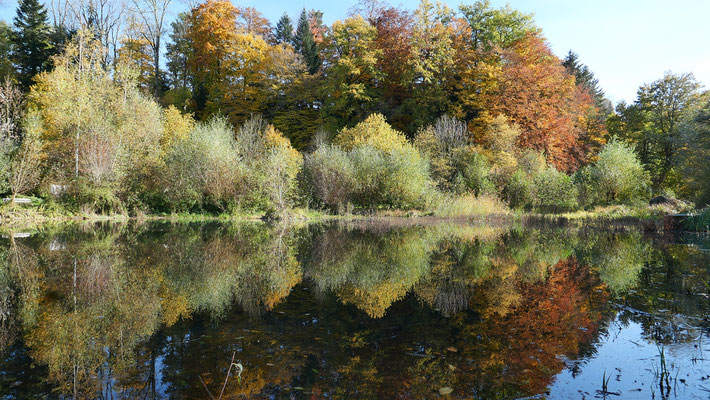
[{"left": 0, "top": 194, "right": 697, "bottom": 233}]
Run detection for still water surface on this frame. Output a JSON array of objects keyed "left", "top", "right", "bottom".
[{"left": 0, "top": 221, "right": 707, "bottom": 399}]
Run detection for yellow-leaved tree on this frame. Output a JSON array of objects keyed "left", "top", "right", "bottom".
[
  {"left": 188, "top": 0, "right": 302, "bottom": 127},
  {"left": 117, "top": 35, "right": 154, "bottom": 92},
  {"left": 335, "top": 114, "right": 409, "bottom": 153},
  {"left": 29, "top": 29, "right": 164, "bottom": 213}
]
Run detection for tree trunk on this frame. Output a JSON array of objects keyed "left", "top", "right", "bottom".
[
  {"left": 75, "top": 129, "right": 79, "bottom": 178},
  {"left": 154, "top": 38, "right": 160, "bottom": 98}
]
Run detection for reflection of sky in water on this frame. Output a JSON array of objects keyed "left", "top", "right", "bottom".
[
  {"left": 550, "top": 317, "right": 710, "bottom": 400},
  {"left": 155, "top": 354, "right": 168, "bottom": 399}
]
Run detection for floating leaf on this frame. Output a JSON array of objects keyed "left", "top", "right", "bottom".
[{"left": 439, "top": 387, "right": 453, "bottom": 395}]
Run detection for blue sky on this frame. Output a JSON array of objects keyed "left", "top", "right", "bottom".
[{"left": 0, "top": 0, "right": 708, "bottom": 104}]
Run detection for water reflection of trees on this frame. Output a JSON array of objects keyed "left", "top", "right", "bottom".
[
  {"left": 0, "top": 222, "right": 304, "bottom": 398},
  {"left": 306, "top": 225, "right": 440, "bottom": 318},
  {"left": 617, "top": 238, "right": 710, "bottom": 344},
  {"left": 0, "top": 221, "right": 703, "bottom": 398}
]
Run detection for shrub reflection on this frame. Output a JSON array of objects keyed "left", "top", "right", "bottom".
[{"left": 0, "top": 221, "right": 700, "bottom": 399}]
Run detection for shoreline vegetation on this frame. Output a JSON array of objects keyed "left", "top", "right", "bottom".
[
  {"left": 0, "top": 1, "right": 708, "bottom": 232},
  {"left": 1, "top": 198, "right": 703, "bottom": 233}
]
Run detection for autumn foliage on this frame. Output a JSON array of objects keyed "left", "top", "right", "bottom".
[
  {"left": 0, "top": 0, "right": 656, "bottom": 216},
  {"left": 483, "top": 33, "right": 595, "bottom": 171}
]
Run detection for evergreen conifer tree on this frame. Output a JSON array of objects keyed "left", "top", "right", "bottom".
[
  {"left": 12, "top": 0, "right": 53, "bottom": 88},
  {"left": 294, "top": 8, "right": 320, "bottom": 74},
  {"left": 274, "top": 13, "right": 294, "bottom": 45}
]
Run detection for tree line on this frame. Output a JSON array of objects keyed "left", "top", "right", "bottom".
[{"left": 0, "top": 0, "right": 708, "bottom": 216}]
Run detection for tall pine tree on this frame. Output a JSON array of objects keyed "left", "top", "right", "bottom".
[
  {"left": 274, "top": 13, "right": 294, "bottom": 45},
  {"left": 294, "top": 8, "right": 320, "bottom": 74},
  {"left": 13, "top": 0, "right": 53, "bottom": 88}
]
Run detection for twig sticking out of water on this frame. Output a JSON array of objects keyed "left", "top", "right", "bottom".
[
  {"left": 218, "top": 351, "right": 237, "bottom": 400},
  {"left": 217, "top": 351, "right": 245, "bottom": 399},
  {"left": 602, "top": 370, "right": 610, "bottom": 393},
  {"left": 199, "top": 351, "right": 245, "bottom": 400}
]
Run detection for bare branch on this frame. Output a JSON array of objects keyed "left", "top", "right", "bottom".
[{"left": 130, "top": 0, "right": 172, "bottom": 97}]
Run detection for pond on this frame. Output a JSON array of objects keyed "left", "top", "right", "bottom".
[{"left": 0, "top": 220, "right": 708, "bottom": 399}]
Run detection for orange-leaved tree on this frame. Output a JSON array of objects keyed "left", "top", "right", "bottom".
[{"left": 485, "top": 33, "right": 592, "bottom": 171}]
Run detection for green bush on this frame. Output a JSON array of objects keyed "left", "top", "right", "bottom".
[
  {"left": 303, "top": 115, "right": 439, "bottom": 211},
  {"left": 381, "top": 145, "right": 435, "bottom": 209},
  {"left": 163, "top": 117, "right": 242, "bottom": 211},
  {"left": 235, "top": 117, "right": 303, "bottom": 211},
  {"left": 504, "top": 169, "right": 534, "bottom": 210},
  {"left": 684, "top": 207, "right": 710, "bottom": 232},
  {"left": 413, "top": 125, "right": 453, "bottom": 190},
  {"left": 161, "top": 116, "right": 302, "bottom": 214},
  {"left": 572, "top": 165, "right": 594, "bottom": 208},
  {"left": 517, "top": 150, "right": 546, "bottom": 176},
  {"left": 262, "top": 140, "right": 303, "bottom": 211},
  {"left": 71, "top": 180, "right": 126, "bottom": 215},
  {"left": 348, "top": 145, "right": 388, "bottom": 207},
  {"left": 336, "top": 113, "right": 409, "bottom": 153},
  {"left": 452, "top": 147, "right": 494, "bottom": 196},
  {"left": 302, "top": 144, "right": 356, "bottom": 211},
  {"left": 532, "top": 167, "right": 578, "bottom": 213},
  {"left": 589, "top": 140, "right": 650, "bottom": 205},
  {"left": 413, "top": 115, "right": 487, "bottom": 195},
  {"left": 0, "top": 139, "right": 12, "bottom": 194},
  {"left": 162, "top": 135, "right": 204, "bottom": 211},
  {"left": 304, "top": 142, "right": 435, "bottom": 211}
]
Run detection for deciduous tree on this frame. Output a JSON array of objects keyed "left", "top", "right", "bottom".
[
  {"left": 323, "top": 16, "right": 381, "bottom": 129},
  {"left": 117, "top": 22, "right": 154, "bottom": 91},
  {"left": 9, "top": 111, "right": 44, "bottom": 203},
  {"left": 236, "top": 6, "right": 271, "bottom": 39},
  {"left": 459, "top": 0, "right": 537, "bottom": 51},
  {"left": 637, "top": 72, "right": 703, "bottom": 188},
  {"left": 484, "top": 33, "right": 590, "bottom": 171},
  {"left": 369, "top": 6, "right": 414, "bottom": 132},
  {"left": 0, "top": 23, "right": 15, "bottom": 82},
  {"left": 407, "top": 0, "right": 457, "bottom": 132},
  {"left": 131, "top": 0, "right": 171, "bottom": 97},
  {"left": 681, "top": 99, "right": 710, "bottom": 205},
  {"left": 187, "top": 0, "right": 239, "bottom": 115},
  {"left": 30, "top": 30, "right": 163, "bottom": 207},
  {"left": 165, "top": 12, "right": 191, "bottom": 89},
  {"left": 67, "top": 0, "right": 127, "bottom": 65}
]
